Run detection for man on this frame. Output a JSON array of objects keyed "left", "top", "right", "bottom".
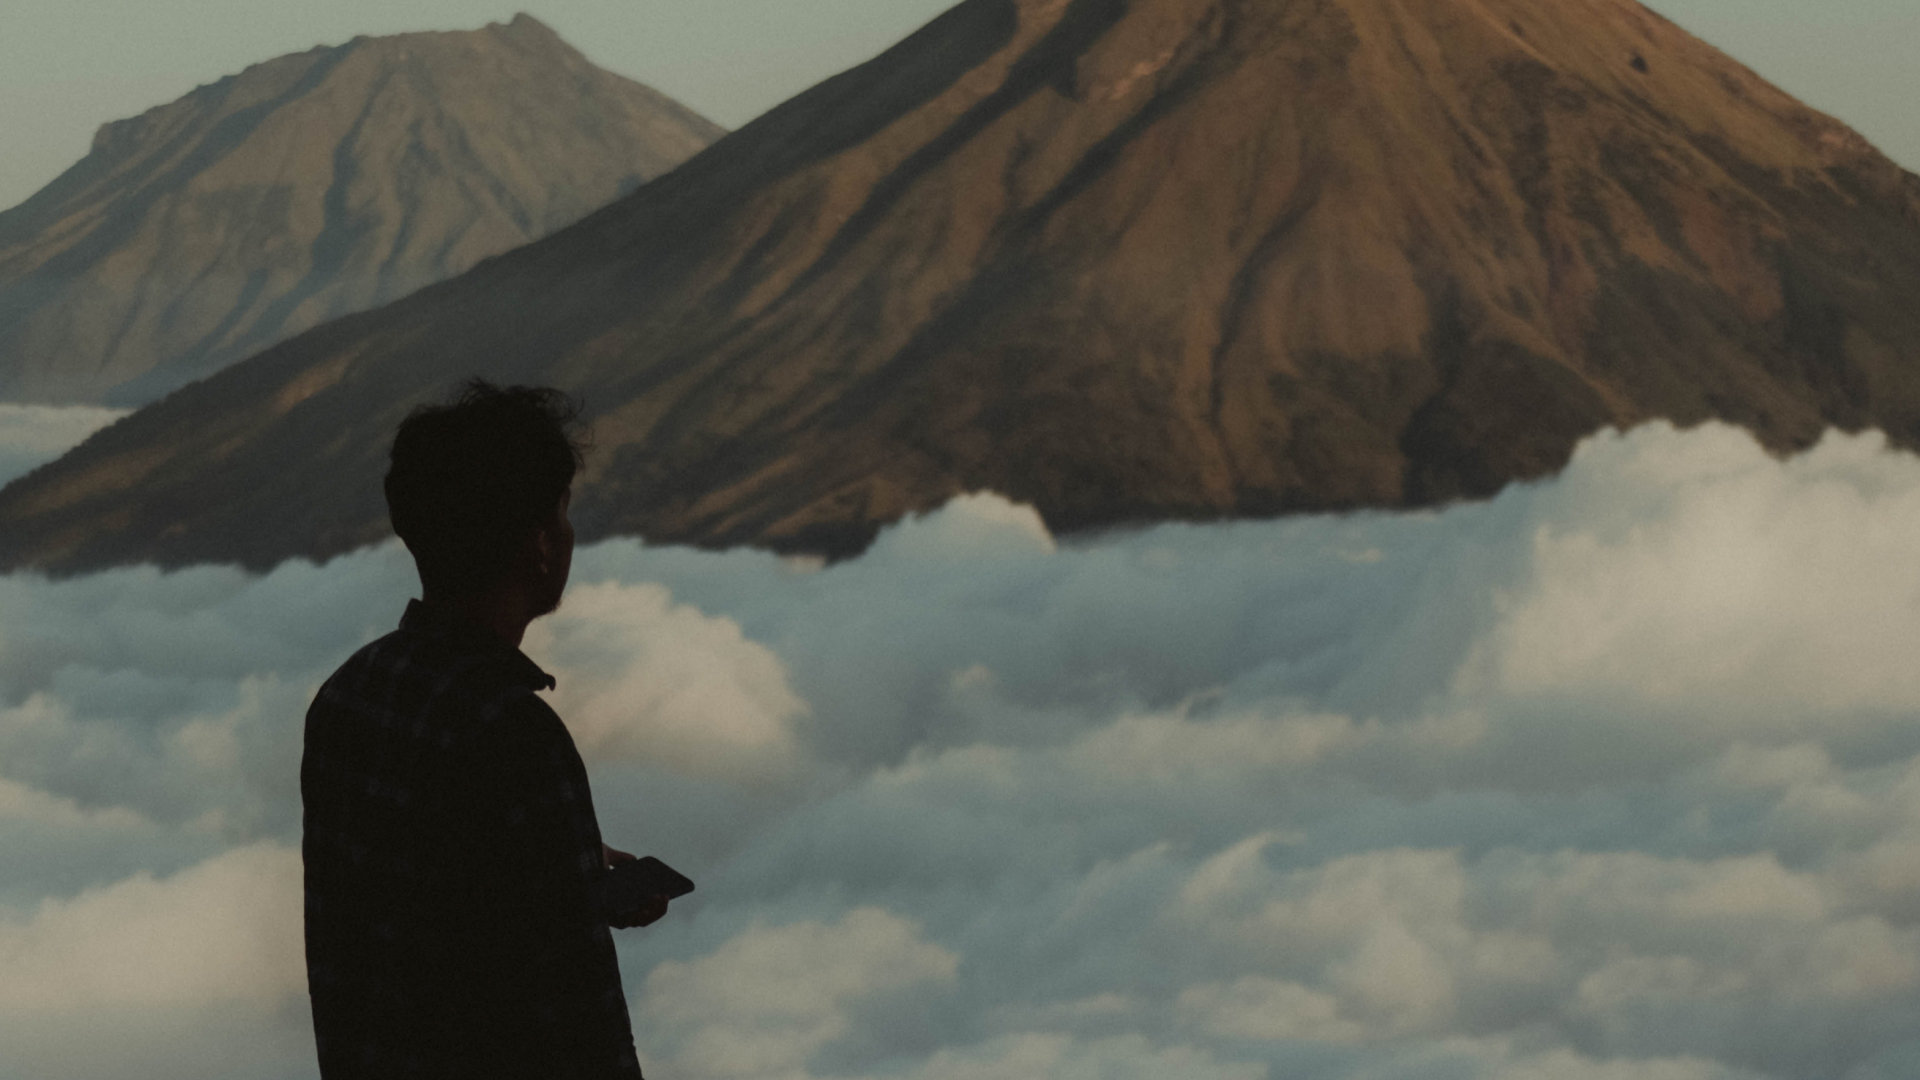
[{"left": 302, "top": 381, "right": 665, "bottom": 1078}]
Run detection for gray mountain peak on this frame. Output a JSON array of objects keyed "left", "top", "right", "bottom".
[{"left": 0, "top": 19, "right": 724, "bottom": 405}]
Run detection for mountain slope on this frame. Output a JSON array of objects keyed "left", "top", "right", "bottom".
[
  {"left": 0, "top": 14, "right": 722, "bottom": 405},
  {"left": 3, "top": 0, "right": 1919, "bottom": 573}
]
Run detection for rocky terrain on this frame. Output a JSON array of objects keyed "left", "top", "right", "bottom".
[
  {"left": 3, "top": 0, "right": 1918, "bottom": 574},
  {"left": 0, "top": 14, "right": 722, "bottom": 405}
]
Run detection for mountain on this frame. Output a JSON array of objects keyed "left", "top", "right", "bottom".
[
  {"left": 4, "top": 0, "right": 1919, "bottom": 575},
  {"left": 0, "top": 14, "right": 722, "bottom": 405}
]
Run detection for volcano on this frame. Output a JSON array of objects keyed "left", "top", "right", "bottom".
[
  {"left": 3, "top": 0, "right": 1918, "bottom": 574},
  {"left": 0, "top": 15, "right": 722, "bottom": 405}
]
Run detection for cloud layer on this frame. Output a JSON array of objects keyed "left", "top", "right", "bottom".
[{"left": 3, "top": 422, "right": 1919, "bottom": 1079}]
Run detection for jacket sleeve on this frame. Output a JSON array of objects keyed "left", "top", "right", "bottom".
[{"left": 461, "top": 690, "right": 643, "bottom": 1079}]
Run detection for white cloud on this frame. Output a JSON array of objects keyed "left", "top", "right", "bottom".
[
  {"left": 1177, "top": 975, "right": 1363, "bottom": 1042},
  {"left": 889, "top": 1032, "right": 1265, "bottom": 1080},
  {"left": 1366, "top": 1042, "right": 1764, "bottom": 1080},
  {"left": 862, "top": 493, "right": 1058, "bottom": 563},
  {"left": 526, "top": 580, "right": 808, "bottom": 783},
  {"left": 0, "top": 776, "right": 148, "bottom": 833},
  {"left": 0, "top": 776, "right": 197, "bottom": 905},
  {"left": 0, "top": 843, "right": 304, "bottom": 1011},
  {"left": 4, "top": 422, "right": 1920, "bottom": 1078},
  {"left": 1459, "top": 423, "right": 1920, "bottom": 734},
  {"left": 1480, "top": 1053, "right": 1754, "bottom": 1080},
  {"left": 635, "top": 907, "right": 958, "bottom": 1079},
  {"left": 1156, "top": 833, "right": 1920, "bottom": 1064}
]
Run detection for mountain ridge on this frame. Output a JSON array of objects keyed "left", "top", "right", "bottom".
[
  {"left": 0, "top": 13, "right": 723, "bottom": 405},
  {"left": 3, "top": 0, "right": 1918, "bottom": 574}
]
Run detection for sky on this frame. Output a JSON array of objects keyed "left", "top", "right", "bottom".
[
  {"left": 0, "top": 405, "right": 127, "bottom": 489},
  {"left": 5, "top": 421, "right": 1920, "bottom": 1078},
  {"left": 1, "top": 0, "right": 1917, "bottom": 212}
]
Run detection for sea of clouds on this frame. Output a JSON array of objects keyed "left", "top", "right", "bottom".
[{"left": 3, "top": 420, "right": 1920, "bottom": 1080}]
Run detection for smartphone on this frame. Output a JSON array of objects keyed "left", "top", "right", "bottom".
[{"left": 597, "top": 855, "right": 695, "bottom": 919}]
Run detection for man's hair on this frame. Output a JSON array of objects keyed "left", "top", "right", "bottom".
[{"left": 385, "top": 380, "right": 587, "bottom": 598}]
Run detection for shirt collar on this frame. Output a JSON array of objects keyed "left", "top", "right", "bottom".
[{"left": 398, "top": 599, "right": 558, "bottom": 692}]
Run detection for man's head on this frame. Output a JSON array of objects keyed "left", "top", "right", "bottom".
[{"left": 385, "top": 380, "right": 586, "bottom": 609}]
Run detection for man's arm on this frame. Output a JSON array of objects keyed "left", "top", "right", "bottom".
[{"left": 468, "top": 693, "right": 642, "bottom": 1076}]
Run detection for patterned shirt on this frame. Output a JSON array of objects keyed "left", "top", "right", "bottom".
[{"left": 302, "top": 600, "right": 642, "bottom": 1079}]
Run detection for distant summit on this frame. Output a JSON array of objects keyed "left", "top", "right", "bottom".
[
  {"left": 0, "top": 14, "right": 723, "bottom": 404},
  {"left": 4, "top": 0, "right": 1920, "bottom": 574}
]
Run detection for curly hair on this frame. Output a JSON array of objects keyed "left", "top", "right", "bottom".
[{"left": 384, "top": 380, "right": 588, "bottom": 597}]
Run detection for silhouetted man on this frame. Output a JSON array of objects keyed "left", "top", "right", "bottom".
[{"left": 302, "top": 381, "right": 664, "bottom": 1079}]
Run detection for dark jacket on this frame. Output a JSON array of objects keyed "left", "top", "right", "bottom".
[{"left": 302, "top": 600, "right": 641, "bottom": 1079}]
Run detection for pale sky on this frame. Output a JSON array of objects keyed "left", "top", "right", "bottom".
[{"left": 0, "top": 0, "right": 1915, "bottom": 212}]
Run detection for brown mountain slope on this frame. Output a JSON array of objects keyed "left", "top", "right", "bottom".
[
  {"left": 0, "top": 14, "right": 722, "bottom": 405},
  {"left": 4, "top": 0, "right": 1920, "bottom": 574}
]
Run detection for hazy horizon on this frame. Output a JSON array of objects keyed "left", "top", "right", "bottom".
[{"left": 1, "top": 0, "right": 1916, "bottom": 214}]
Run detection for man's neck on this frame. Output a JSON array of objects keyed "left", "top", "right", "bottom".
[{"left": 422, "top": 589, "right": 538, "bottom": 650}]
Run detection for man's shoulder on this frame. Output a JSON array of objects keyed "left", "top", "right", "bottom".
[{"left": 310, "top": 626, "right": 555, "bottom": 737}]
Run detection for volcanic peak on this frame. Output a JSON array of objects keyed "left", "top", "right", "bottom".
[
  {"left": 2, "top": 0, "right": 1918, "bottom": 575},
  {"left": 0, "top": 14, "right": 723, "bottom": 404}
]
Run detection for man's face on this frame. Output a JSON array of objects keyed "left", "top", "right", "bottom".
[{"left": 537, "top": 488, "right": 575, "bottom": 616}]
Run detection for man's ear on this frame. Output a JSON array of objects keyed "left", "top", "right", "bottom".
[{"left": 528, "top": 522, "right": 555, "bottom": 575}]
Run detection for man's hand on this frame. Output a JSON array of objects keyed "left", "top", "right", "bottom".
[
  {"left": 610, "top": 893, "right": 670, "bottom": 929},
  {"left": 601, "top": 843, "right": 670, "bottom": 929}
]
